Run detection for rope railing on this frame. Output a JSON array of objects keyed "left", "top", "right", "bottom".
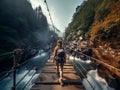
[
  {"left": 0, "top": 67, "right": 15, "bottom": 81},
  {"left": 69, "top": 47, "right": 112, "bottom": 89},
  {"left": 0, "top": 46, "right": 51, "bottom": 90},
  {"left": 0, "top": 51, "right": 14, "bottom": 57},
  {"left": 15, "top": 50, "right": 48, "bottom": 90},
  {"left": 67, "top": 41, "right": 120, "bottom": 70},
  {"left": 0, "top": 44, "right": 49, "bottom": 57},
  {"left": 69, "top": 48, "right": 120, "bottom": 77},
  {"left": 0, "top": 43, "right": 52, "bottom": 80},
  {"left": 0, "top": 51, "right": 26, "bottom": 81},
  {"left": 0, "top": 40, "right": 119, "bottom": 90},
  {"left": 0, "top": 49, "right": 26, "bottom": 81}
]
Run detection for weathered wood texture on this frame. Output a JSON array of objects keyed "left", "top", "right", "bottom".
[{"left": 31, "top": 60, "right": 84, "bottom": 90}]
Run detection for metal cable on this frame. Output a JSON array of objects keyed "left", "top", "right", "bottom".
[
  {"left": 44, "top": 0, "right": 55, "bottom": 32},
  {"left": 0, "top": 67, "right": 15, "bottom": 81},
  {"left": 22, "top": 69, "right": 36, "bottom": 90},
  {"left": 16, "top": 67, "right": 35, "bottom": 86},
  {"left": 71, "top": 58, "right": 94, "bottom": 90},
  {"left": 77, "top": 60, "right": 103, "bottom": 90},
  {"left": 69, "top": 48, "right": 120, "bottom": 77},
  {"left": 0, "top": 51, "right": 13, "bottom": 57},
  {"left": 0, "top": 44, "right": 52, "bottom": 82},
  {"left": 0, "top": 45, "right": 46, "bottom": 57},
  {"left": 71, "top": 60, "right": 86, "bottom": 78}
]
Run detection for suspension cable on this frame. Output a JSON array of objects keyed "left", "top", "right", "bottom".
[
  {"left": 0, "top": 55, "right": 31, "bottom": 81},
  {"left": 16, "top": 67, "right": 35, "bottom": 86},
  {"left": 71, "top": 60, "right": 86, "bottom": 78},
  {"left": 0, "top": 44, "right": 50, "bottom": 57},
  {"left": 0, "top": 51, "right": 13, "bottom": 57},
  {"left": 44, "top": 0, "right": 55, "bottom": 33},
  {"left": 0, "top": 48, "right": 49, "bottom": 81},
  {"left": 68, "top": 41, "right": 120, "bottom": 76},
  {"left": 22, "top": 71, "right": 36, "bottom": 90},
  {"left": 70, "top": 48, "right": 120, "bottom": 77},
  {"left": 0, "top": 67, "right": 14, "bottom": 81},
  {"left": 0, "top": 43, "right": 52, "bottom": 81}
]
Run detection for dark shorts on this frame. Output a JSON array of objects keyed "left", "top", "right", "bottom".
[{"left": 55, "top": 57, "right": 65, "bottom": 63}]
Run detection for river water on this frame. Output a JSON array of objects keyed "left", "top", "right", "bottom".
[
  {"left": 69, "top": 56, "right": 115, "bottom": 90},
  {"left": 0, "top": 51, "right": 116, "bottom": 90},
  {"left": 0, "top": 50, "right": 49, "bottom": 90}
]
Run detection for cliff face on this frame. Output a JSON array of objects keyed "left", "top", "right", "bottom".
[
  {"left": 65, "top": 0, "right": 120, "bottom": 88},
  {"left": 91, "top": 0, "right": 120, "bottom": 48},
  {"left": 65, "top": 0, "right": 119, "bottom": 40},
  {"left": 65, "top": 0, "right": 103, "bottom": 40},
  {"left": 65, "top": 0, "right": 120, "bottom": 69},
  {"left": 91, "top": 1, "right": 120, "bottom": 69}
]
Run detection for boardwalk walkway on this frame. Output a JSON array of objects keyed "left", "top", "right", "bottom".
[{"left": 31, "top": 59, "right": 84, "bottom": 90}]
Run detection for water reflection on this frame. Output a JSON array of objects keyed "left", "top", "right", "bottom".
[
  {"left": 0, "top": 50, "right": 48, "bottom": 90},
  {"left": 83, "top": 70, "right": 115, "bottom": 90},
  {"left": 69, "top": 55, "right": 115, "bottom": 90}
]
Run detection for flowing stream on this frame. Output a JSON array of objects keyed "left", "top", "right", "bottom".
[
  {"left": 0, "top": 50, "right": 49, "bottom": 90},
  {"left": 0, "top": 52, "right": 116, "bottom": 90},
  {"left": 69, "top": 56, "right": 115, "bottom": 90}
]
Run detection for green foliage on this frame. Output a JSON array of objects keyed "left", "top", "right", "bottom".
[
  {"left": 65, "top": 0, "right": 117, "bottom": 41},
  {"left": 0, "top": 0, "right": 57, "bottom": 71},
  {"left": 95, "top": 0, "right": 115, "bottom": 21},
  {"left": 65, "top": 0, "right": 102, "bottom": 40},
  {"left": 98, "top": 9, "right": 110, "bottom": 21},
  {"left": 0, "top": 0, "right": 50, "bottom": 54}
]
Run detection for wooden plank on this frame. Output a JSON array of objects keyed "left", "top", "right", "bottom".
[
  {"left": 35, "top": 73, "right": 81, "bottom": 83},
  {"left": 31, "top": 85, "right": 84, "bottom": 90},
  {"left": 31, "top": 59, "right": 84, "bottom": 90}
]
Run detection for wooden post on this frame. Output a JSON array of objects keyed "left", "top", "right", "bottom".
[
  {"left": 11, "top": 49, "right": 22, "bottom": 90},
  {"left": 11, "top": 69, "right": 16, "bottom": 90},
  {"left": 11, "top": 51, "right": 17, "bottom": 90}
]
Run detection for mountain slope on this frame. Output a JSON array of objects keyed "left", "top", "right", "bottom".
[
  {"left": 0, "top": 0, "right": 49, "bottom": 54},
  {"left": 65, "top": 0, "right": 120, "bottom": 88}
]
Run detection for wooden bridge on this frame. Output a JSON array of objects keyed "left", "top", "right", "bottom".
[
  {"left": 0, "top": 47, "right": 120, "bottom": 90},
  {"left": 31, "top": 59, "right": 85, "bottom": 90}
]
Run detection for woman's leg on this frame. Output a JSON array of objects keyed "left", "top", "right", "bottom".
[
  {"left": 59, "top": 62, "right": 64, "bottom": 86},
  {"left": 60, "top": 63, "right": 64, "bottom": 79},
  {"left": 56, "top": 62, "right": 59, "bottom": 75}
]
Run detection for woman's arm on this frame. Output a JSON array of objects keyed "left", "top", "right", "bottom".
[
  {"left": 64, "top": 47, "right": 66, "bottom": 63},
  {"left": 53, "top": 46, "right": 57, "bottom": 62}
]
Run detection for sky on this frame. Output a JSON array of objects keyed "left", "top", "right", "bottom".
[{"left": 29, "top": 0, "right": 84, "bottom": 33}]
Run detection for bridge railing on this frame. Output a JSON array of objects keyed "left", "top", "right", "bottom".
[
  {"left": 65, "top": 40, "right": 120, "bottom": 88},
  {"left": 0, "top": 45, "right": 51, "bottom": 90},
  {"left": 66, "top": 41, "right": 120, "bottom": 77}
]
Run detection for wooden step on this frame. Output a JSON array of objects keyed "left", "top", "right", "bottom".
[
  {"left": 32, "top": 85, "right": 84, "bottom": 90},
  {"left": 31, "top": 59, "right": 85, "bottom": 90}
]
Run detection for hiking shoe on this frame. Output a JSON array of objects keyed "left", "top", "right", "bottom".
[
  {"left": 60, "top": 81, "right": 64, "bottom": 86},
  {"left": 59, "top": 78, "right": 64, "bottom": 86}
]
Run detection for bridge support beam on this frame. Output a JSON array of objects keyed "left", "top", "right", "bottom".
[{"left": 11, "top": 49, "right": 22, "bottom": 90}]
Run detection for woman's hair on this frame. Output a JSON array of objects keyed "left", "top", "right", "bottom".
[{"left": 57, "top": 40, "right": 62, "bottom": 47}]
